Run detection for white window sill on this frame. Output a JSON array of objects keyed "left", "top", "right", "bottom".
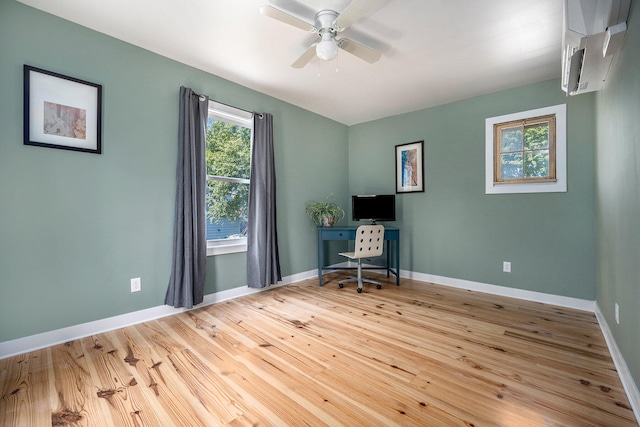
[{"left": 207, "top": 238, "right": 247, "bottom": 256}]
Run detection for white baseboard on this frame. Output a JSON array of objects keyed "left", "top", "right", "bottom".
[
  {"left": 0, "top": 269, "right": 318, "bottom": 360},
  {"left": 594, "top": 303, "right": 640, "bottom": 424},
  {"left": 401, "top": 269, "right": 597, "bottom": 312},
  {"left": 325, "top": 264, "right": 594, "bottom": 311},
  {"left": 0, "top": 268, "right": 610, "bottom": 359}
]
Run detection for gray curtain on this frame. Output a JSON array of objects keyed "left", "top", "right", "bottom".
[
  {"left": 247, "top": 113, "right": 282, "bottom": 288},
  {"left": 165, "top": 87, "right": 208, "bottom": 308}
]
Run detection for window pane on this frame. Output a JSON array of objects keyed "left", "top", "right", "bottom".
[
  {"left": 524, "top": 122, "right": 549, "bottom": 151},
  {"left": 500, "top": 126, "right": 523, "bottom": 153},
  {"left": 206, "top": 118, "right": 251, "bottom": 179},
  {"left": 205, "top": 218, "right": 247, "bottom": 241},
  {"left": 500, "top": 153, "right": 523, "bottom": 179},
  {"left": 206, "top": 181, "right": 249, "bottom": 240},
  {"left": 524, "top": 150, "right": 549, "bottom": 178},
  {"left": 205, "top": 115, "right": 251, "bottom": 242}
]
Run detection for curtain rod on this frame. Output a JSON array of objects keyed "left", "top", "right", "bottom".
[{"left": 192, "top": 90, "right": 259, "bottom": 117}]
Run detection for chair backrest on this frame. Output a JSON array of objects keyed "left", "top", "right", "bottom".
[{"left": 353, "top": 225, "right": 385, "bottom": 258}]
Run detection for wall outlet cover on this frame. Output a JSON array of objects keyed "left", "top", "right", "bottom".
[{"left": 131, "top": 277, "right": 141, "bottom": 293}]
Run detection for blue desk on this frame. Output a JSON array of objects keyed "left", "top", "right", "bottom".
[{"left": 317, "top": 226, "right": 400, "bottom": 286}]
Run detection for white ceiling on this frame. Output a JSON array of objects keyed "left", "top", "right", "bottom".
[{"left": 17, "top": 0, "right": 564, "bottom": 125}]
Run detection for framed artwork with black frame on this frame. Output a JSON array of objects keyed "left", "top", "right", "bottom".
[
  {"left": 24, "top": 65, "right": 102, "bottom": 154},
  {"left": 395, "top": 140, "right": 424, "bottom": 193}
]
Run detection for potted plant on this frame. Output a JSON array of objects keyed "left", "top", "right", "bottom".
[{"left": 305, "top": 195, "right": 345, "bottom": 227}]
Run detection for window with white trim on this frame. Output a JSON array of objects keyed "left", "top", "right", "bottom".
[
  {"left": 206, "top": 102, "right": 253, "bottom": 255},
  {"left": 485, "top": 104, "right": 566, "bottom": 194}
]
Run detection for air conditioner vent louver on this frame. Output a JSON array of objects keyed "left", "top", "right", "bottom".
[{"left": 566, "top": 48, "right": 584, "bottom": 95}]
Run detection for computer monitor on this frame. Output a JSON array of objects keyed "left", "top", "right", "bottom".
[{"left": 352, "top": 194, "right": 396, "bottom": 223}]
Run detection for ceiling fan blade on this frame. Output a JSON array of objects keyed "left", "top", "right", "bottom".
[
  {"left": 337, "top": 38, "right": 381, "bottom": 64},
  {"left": 260, "top": 5, "right": 316, "bottom": 32},
  {"left": 291, "top": 44, "right": 318, "bottom": 68},
  {"left": 334, "top": 0, "right": 384, "bottom": 30}
]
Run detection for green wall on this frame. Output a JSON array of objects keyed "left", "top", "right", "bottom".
[
  {"left": 0, "top": 0, "right": 348, "bottom": 343},
  {"left": 348, "top": 80, "right": 596, "bottom": 299},
  {"left": 595, "top": 2, "right": 639, "bottom": 387}
]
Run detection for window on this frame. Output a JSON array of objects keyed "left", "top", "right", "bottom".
[
  {"left": 494, "top": 114, "right": 556, "bottom": 184},
  {"left": 206, "top": 102, "right": 253, "bottom": 255},
  {"left": 485, "top": 104, "right": 566, "bottom": 194}
]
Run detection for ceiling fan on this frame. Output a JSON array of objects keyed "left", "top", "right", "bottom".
[{"left": 260, "top": 0, "right": 383, "bottom": 68}]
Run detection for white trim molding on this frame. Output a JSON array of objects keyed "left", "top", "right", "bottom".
[
  {"left": 485, "top": 104, "right": 567, "bottom": 194},
  {"left": 595, "top": 303, "right": 640, "bottom": 424},
  {"left": 0, "top": 269, "right": 318, "bottom": 360},
  {"left": 0, "top": 268, "right": 604, "bottom": 358},
  {"left": 207, "top": 238, "right": 247, "bottom": 256},
  {"left": 401, "top": 269, "right": 596, "bottom": 312}
]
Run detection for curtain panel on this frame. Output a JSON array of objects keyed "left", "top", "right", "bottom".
[
  {"left": 247, "top": 113, "right": 282, "bottom": 288},
  {"left": 165, "top": 87, "right": 208, "bottom": 308}
]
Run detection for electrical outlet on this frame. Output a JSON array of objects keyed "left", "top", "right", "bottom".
[
  {"left": 615, "top": 302, "right": 620, "bottom": 324},
  {"left": 131, "top": 277, "right": 141, "bottom": 293},
  {"left": 503, "top": 261, "right": 511, "bottom": 273}
]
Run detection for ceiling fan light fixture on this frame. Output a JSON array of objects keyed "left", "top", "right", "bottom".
[
  {"left": 261, "top": 3, "right": 382, "bottom": 68},
  {"left": 316, "top": 32, "right": 339, "bottom": 61}
]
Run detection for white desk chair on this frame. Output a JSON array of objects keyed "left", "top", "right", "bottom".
[{"left": 338, "top": 224, "right": 384, "bottom": 293}]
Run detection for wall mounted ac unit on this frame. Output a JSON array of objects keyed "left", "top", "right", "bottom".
[{"left": 561, "top": 0, "right": 630, "bottom": 95}]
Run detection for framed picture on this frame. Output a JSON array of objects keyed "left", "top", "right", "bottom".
[
  {"left": 24, "top": 65, "right": 102, "bottom": 154},
  {"left": 395, "top": 140, "right": 424, "bottom": 193}
]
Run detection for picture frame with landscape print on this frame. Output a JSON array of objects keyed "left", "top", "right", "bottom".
[
  {"left": 24, "top": 65, "right": 102, "bottom": 154},
  {"left": 395, "top": 140, "right": 424, "bottom": 193}
]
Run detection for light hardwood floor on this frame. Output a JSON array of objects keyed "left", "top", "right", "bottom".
[{"left": 1, "top": 273, "right": 637, "bottom": 426}]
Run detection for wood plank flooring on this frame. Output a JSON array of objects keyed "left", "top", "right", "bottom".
[{"left": 1, "top": 273, "right": 637, "bottom": 426}]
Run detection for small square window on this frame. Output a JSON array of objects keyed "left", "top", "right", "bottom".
[
  {"left": 485, "top": 104, "right": 566, "bottom": 194},
  {"left": 494, "top": 114, "right": 556, "bottom": 184}
]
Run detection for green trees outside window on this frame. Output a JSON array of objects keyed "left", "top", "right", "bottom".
[{"left": 205, "top": 117, "right": 251, "bottom": 238}]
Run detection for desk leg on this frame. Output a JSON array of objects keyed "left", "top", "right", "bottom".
[
  {"left": 396, "top": 235, "right": 400, "bottom": 286},
  {"left": 317, "top": 230, "right": 324, "bottom": 286},
  {"left": 386, "top": 241, "right": 391, "bottom": 278}
]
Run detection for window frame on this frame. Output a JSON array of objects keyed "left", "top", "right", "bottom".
[
  {"left": 485, "top": 104, "right": 566, "bottom": 194},
  {"left": 206, "top": 101, "right": 253, "bottom": 256},
  {"left": 493, "top": 113, "right": 557, "bottom": 185}
]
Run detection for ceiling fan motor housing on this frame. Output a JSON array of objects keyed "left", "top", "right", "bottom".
[{"left": 315, "top": 9, "right": 340, "bottom": 36}]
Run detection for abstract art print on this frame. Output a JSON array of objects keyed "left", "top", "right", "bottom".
[
  {"left": 395, "top": 141, "right": 424, "bottom": 193},
  {"left": 43, "top": 101, "right": 87, "bottom": 139},
  {"left": 24, "top": 65, "right": 102, "bottom": 154}
]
